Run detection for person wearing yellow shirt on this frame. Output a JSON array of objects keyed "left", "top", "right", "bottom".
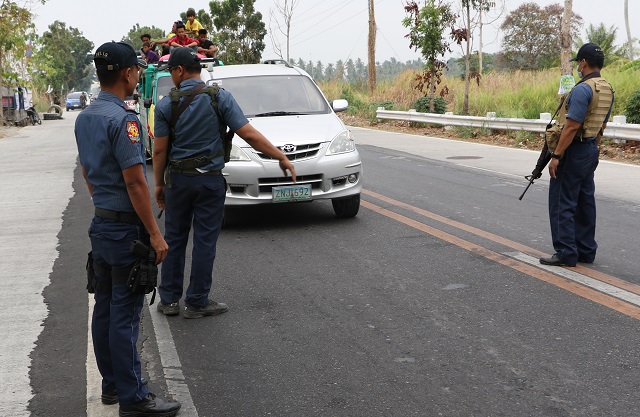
[{"left": 185, "top": 8, "right": 204, "bottom": 36}]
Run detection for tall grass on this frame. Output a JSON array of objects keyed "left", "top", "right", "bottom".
[{"left": 317, "top": 65, "right": 637, "bottom": 119}]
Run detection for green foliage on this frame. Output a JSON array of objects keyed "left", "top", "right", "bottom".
[
  {"left": 31, "top": 21, "right": 94, "bottom": 93},
  {"left": 414, "top": 96, "right": 447, "bottom": 114},
  {"left": 210, "top": 0, "right": 266, "bottom": 64},
  {"left": 121, "top": 24, "right": 165, "bottom": 50},
  {"left": 0, "top": 1, "right": 37, "bottom": 123},
  {"left": 624, "top": 88, "right": 640, "bottom": 124},
  {"left": 402, "top": 0, "right": 455, "bottom": 96}
]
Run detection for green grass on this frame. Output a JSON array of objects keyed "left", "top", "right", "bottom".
[{"left": 318, "top": 65, "right": 638, "bottom": 120}]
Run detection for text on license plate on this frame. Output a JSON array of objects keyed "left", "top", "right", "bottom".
[{"left": 272, "top": 184, "right": 312, "bottom": 202}]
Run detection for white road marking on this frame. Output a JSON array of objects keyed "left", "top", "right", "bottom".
[
  {"left": 506, "top": 252, "right": 640, "bottom": 307},
  {"left": 147, "top": 295, "right": 199, "bottom": 416}
]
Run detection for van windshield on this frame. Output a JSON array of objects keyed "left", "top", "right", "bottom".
[{"left": 210, "top": 75, "right": 330, "bottom": 118}]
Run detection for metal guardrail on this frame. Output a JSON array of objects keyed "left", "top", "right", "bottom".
[{"left": 376, "top": 109, "right": 640, "bottom": 142}]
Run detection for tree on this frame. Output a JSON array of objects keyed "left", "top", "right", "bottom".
[
  {"left": 403, "top": 0, "right": 456, "bottom": 112},
  {"left": 500, "top": 3, "right": 582, "bottom": 71},
  {"left": 32, "top": 21, "right": 94, "bottom": 94},
  {"left": 210, "top": 0, "right": 266, "bottom": 64},
  {"left": 121, "top": 24, "right": 165, "bottom": 50},
  {"left": 268, "top": 0, "right": 299, "bottom": 61},
  {"left": 451, "top": 0, "right": 498, "bottom": 114},
  {"left": 574, "top": 23, "right": 626, "bottom": 64},
  {"left": 0, "top": 0, "right": 42, "bottom": 125}
]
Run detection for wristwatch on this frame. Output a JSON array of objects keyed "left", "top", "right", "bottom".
[{"left": 550, "top": 152, "right": 563, "bottom": 159}]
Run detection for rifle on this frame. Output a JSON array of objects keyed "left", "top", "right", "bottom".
[{"left": 519, "top": 142, "right": 551, "bottom": 201}]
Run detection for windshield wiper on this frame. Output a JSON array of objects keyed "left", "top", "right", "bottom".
[{"left": 253, "top": 111, "right": 307, "bottom": 117}]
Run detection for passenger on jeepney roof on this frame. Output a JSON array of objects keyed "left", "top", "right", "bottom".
[
  {"left": 142, "top": 41, "right": 160, "bottom": 64},
  {"left": 197, "top": 29, "right": 218, "bottom": 59},
  {"left": 168, "top": 23, "right": 198, "bottom": 53},
  {"left": 154, "top": 21, "right": 182, "bottom": 56},
  {"left": 140, "top": 33, "right": 157, "bottom": 53},
  {"left": 185, "top": 8, "right": 204, "bottom": 36}
]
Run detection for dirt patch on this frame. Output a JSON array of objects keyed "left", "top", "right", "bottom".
[{"left": 340, "top": 114, "right": 640, "bottom": 166}]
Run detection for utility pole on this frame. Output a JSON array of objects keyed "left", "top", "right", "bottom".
[
  {"left": 368, "top": 0, "right": 377, "bottom": 94},
  {"left": 560, "top": 0, "right": 573, "bottom": 76}
]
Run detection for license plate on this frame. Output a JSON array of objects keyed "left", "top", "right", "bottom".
[{"left": 272, "top": 184, "right": 312, "bottom": 203}]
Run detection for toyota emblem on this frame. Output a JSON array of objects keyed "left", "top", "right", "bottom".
[{"left": 281, "top": 144, "right": 296, "bottom": 153}]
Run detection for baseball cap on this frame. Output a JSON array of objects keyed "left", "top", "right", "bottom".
[
  {"left": 168, "top": 48, "right": 201, "bottom": 69},
  {"left": 94, "top": 42, "right": 147, "bottom": 71},
  {"left": 570, "top": 42, "right": 605, "bottom": 64}
]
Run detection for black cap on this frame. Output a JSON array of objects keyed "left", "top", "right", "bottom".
[
  {"left": 570, "top": 42, "right": 605, "bottom": 64},
  {"left": 168, "top": 48, "right": 201, "bottom": 69},
  {"left": 94, "top": 42, "right": 147, "bottom": 71}
]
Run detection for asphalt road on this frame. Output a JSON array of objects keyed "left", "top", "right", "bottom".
[{"left": 3, "top": 111, "right": 640, "bottom": 417}]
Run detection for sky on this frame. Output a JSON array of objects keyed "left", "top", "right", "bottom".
[{"left": 30, "top": 0, "right": 636, "bottom": 65}]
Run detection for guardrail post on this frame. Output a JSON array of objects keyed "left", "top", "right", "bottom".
[
  {"left": 444, "top": 112, "right": 454, "bottom": 131},
  {"left": 485, "top": 112, "right": 496, "bottom": 134},
  {"left": 612, "top": 115, "right": 627, "bottom": 144},
  {"left": 539, "top": 113, "right": 552, "bottom": 138}
]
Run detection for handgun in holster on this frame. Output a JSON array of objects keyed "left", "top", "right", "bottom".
[{"left": 129, "top": 240, "right": 158, "bottom": 304}]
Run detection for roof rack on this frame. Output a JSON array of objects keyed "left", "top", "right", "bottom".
[{"left": 262, "top": 59, "right": 293, "bottom": 68}]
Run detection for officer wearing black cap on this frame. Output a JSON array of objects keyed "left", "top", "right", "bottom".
[
  {"left": 539, "top": 42, "right": 614, "bottom": 267},
  {"left": 75, "top": 42, "right": 181, "bottom": 416},
  {"left": 152, "top": 48, "right": 296, "bottom": 318}
]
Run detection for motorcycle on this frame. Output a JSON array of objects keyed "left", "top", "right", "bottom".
[{"left": 26, "top": 106, "right": 42, "bottom": 125}]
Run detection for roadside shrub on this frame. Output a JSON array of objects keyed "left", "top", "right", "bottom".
[
  {"left": 624, "top": 87, "right": 640, "bottom": 124},
  {"left": 414, "top": 96, "right": 447, "bottom": 114}
]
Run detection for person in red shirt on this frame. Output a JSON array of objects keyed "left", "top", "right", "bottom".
[{"left": 168, "top": 23, "right": 198, "bottom": 53}]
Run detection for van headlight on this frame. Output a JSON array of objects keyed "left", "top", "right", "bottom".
[
  {"left": 325, "top": 130, "right": 356, "bottom": 155},
  {"left": 229, "top": 143, "right": 251, "bottom": 161}
]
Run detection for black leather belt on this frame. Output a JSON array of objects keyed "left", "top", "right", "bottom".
[
  {"left": 95, "top": 208, "right": 142, "bottom": 225},
  {"left": 170, "top": 168, "right": 222, "bottom": 175}
]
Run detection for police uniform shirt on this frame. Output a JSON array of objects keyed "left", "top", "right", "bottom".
[
  {"left": 566, "top": 82, "right": 614, "bottom": 140},
  {"left": 154, "top": 79, "right": 249, "bottom": 171},
  {"left": 75, "top": 91, "right": 146, "bottom": 212}
]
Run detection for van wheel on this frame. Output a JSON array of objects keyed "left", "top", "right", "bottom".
[{"left": 331, "top": 194, "right": 360, "bottom": 218}]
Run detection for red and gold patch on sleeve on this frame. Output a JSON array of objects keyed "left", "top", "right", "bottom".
[{"left": 127, "top": 121, "right": 141, "bottom": 143}]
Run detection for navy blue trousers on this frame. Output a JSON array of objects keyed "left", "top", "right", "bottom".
[
  {"left": 89, "top": 217, "right": 149, "bottom": 406},
  {"left": 159, "top": 173, "right": 225, "bottom": 307},
  {"left": 548, "top": 140, "right": 599, "bottom": 265}
]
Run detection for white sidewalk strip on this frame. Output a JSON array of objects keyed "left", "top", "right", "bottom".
[
  {"left": 87, "top": 296, "right": 118, "bottom": 417},
  {"left": 506, "top": 252, "right": 640, "bottom": 307},
  {"left": 147, "top": 295, "right": 199, "bottom": 417},
  {"left": 0, "top": 121, "right": 77, "bottom": 417}
]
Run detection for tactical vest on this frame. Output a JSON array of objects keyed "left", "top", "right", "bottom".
[
  {"left": 554, "top": 77, "right": 613, "bottom": 140},
  {"left": 168, "top": 84, "right": 234, "bottom": 166}
]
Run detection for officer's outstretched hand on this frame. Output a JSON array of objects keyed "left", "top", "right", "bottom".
[
  {"left": 279, "top": 158, "right": 297, "bottom": 183},
  {"left": 151, "top": 234, "right": 168, "bottom": 264}
]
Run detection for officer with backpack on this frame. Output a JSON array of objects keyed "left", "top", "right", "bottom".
[
  {"left": 152, "top": 48, "right": 296, "bottom": 318},
  {"left": 539, "top": 42, "right": 614, "bottom": 267}
]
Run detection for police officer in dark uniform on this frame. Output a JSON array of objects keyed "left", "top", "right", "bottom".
[
  {"left": 540, "top": 43, "right": 614, "bottom": 267},
  {"left": 75, "top": 41, "right": 181, "bottom": 416},
  {"left": 152, "top": 48, "right": 296, "bottom": 318}
]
